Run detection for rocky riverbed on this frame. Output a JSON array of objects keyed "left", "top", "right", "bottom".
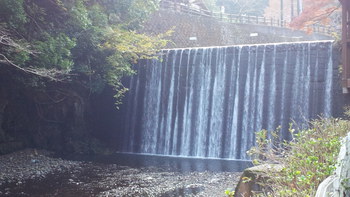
[{"left": 0, "top": 149, "right": 243, "bottom": 196}]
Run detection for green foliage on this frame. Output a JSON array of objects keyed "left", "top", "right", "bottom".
[
  {"left": 103, "top": 28, "right": 171, "bottom": 63},
  {"left": 127, "top": 0, "right": 159, "bottom": 28},
  {"left": 102, "top": 28, "right": 171, "bottom": 105},
  {"left": 101, "top": 0, "right": 159, "bottom": 29},
  {"left": 225, "top": 189, "right": 235, "bottom": 197},
  {"left": 0, "top": 0, "right": 27, "bottom": 29},
  {"left": 0, "top": 0, "right": 170, "bottom": 105},
  {"left": 33, "top": 33, "right": 76, "bottom": 70},
  {"left": 88, "top": 4, "right": 109, "bottom": 27},
  {"left": 71, "top": 0, "right": 91, "bottom": 29},
  {"left": 248, "top": 117, "right": 350, "bottom": 196}
]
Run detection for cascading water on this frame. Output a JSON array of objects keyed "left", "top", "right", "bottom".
[{"left": 121, "top": 41, "right": 335, "bottom": 160}]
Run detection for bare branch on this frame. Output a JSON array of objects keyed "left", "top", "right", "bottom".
[
  {"left": 0, "top": 53, "right": 72, "bottom": 82},
  {"left": 0, "top": 27, "right": 36, "bottom": 55},
  {"left": 289, "top": 1, "right": 341, "bottom": 30},
  {"left": 309, "top": 6, "right": 340, "bottom": 22},
  {"left": 0, "top": 26, "right": 73, "bottom": 82}
]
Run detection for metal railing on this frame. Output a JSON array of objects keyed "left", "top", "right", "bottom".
[{"left": 160, "top": 0, "right": 338, "bottom": 36}]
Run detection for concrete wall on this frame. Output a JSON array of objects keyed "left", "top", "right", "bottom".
[
  {"left": 143, "top": 9, "right": 332, "bottom": 48},
  {"left": 118, "top": 41, "right": 344, "bottom": 159}
]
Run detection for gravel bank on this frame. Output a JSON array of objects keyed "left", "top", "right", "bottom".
[
  {"left": 97, "top": 166, "right": 241, "bottom": 196},
  {"left": 0, "top": 149, "right": 242, "bottom": 197},
  {"left": 0, "top": 149, "right": 81, "bottom": 187}
]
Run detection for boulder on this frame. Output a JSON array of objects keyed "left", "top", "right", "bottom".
[
  {"left": 315, "top": 175, "right": 338, "bottom": 197},
  {"left": 234, "top": 164, "right": 283, "bottom": 197}
]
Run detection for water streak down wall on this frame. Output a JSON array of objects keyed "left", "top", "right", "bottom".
[{"left": 121, "top": 41, "right": 336, "bottom": 160}]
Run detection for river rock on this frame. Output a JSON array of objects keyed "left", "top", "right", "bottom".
[{"left": 234, "top": 164, "right": 283, "bottom": 197}]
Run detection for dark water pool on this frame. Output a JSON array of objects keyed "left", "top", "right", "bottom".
[{"left": 62, "top": 153, "right": 252, "bottom": 172}]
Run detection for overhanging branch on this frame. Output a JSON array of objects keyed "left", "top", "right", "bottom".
[{"left": 0, "top": 53, "right": 72, "bottom": 82}]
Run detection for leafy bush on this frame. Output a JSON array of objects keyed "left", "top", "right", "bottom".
[{"left": 248, "top": 117, "right": 350, "bottom": 196}]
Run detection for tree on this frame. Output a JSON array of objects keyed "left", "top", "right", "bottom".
[
  {"left": 0, "top": 0, "right": 170, "bottom": 105},
  {"left": 289, "top": 0, "right": 341, "bottom": 32}
]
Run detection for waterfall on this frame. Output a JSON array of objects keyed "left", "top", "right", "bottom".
[{"left": 121, "top": 41, "right": 335, "bottom": 160}]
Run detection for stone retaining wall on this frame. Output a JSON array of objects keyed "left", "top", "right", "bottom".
[{"left": 143, "top": 9, "right": 332, "bottom": 48}]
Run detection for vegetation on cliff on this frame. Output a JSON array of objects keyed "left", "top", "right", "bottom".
[
  {"left": 0, "top": 0, "right": 169, "bottom": 104},
  {"left": 0, "top": 0, "right": 172, "bottom": 154}
]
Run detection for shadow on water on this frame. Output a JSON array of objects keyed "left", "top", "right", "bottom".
[{"left": 62, "top": 152, "right": 252, "bottom": 172}]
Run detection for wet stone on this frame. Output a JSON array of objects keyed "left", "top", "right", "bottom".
[{"left": 0, "top": 149, "right": 242, "bottom": 196}]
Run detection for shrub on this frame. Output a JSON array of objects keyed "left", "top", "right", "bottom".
[
  {"left": 248, "top": 117, "right": 350, "bottom": 196},
  {"left": 225, "top": 189, "right": 235, "bottom": 197}
]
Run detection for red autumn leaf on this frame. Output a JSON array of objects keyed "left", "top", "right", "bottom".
[{"left": 289, "top": 0, "right": 340, "bottom": 29}]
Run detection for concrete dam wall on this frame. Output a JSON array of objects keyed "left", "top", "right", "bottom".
[{"left": 118, "top": 40, "right": 341, "bottom": 160}]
